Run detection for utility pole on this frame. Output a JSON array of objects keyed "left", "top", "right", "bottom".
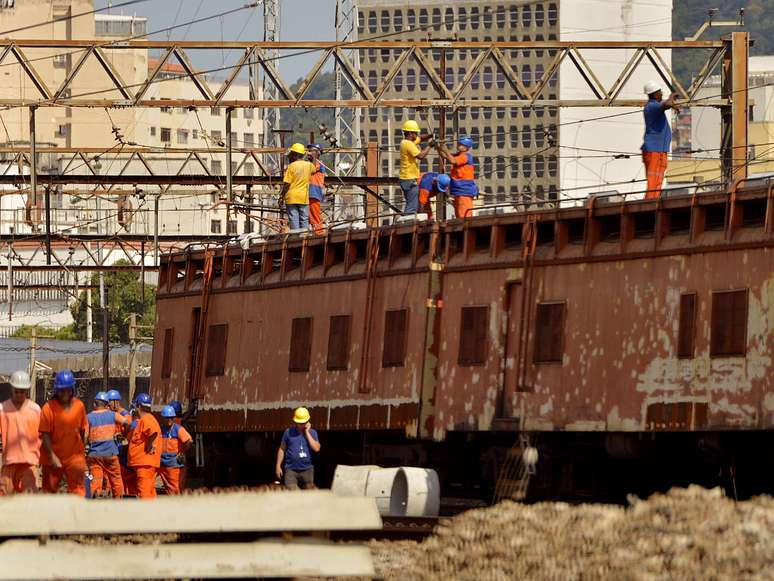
[
  {"left": 261, "top": 0, "right": 281, "bottom": 174},
  {"left": 128, "top": 313, "right": 136, "bottom": 396},
  {"left": 438, "top": 49, "right": 447, "bottom": 222},
  {"left": 29, "top": 327, "right": 37, "bottom": 403}
]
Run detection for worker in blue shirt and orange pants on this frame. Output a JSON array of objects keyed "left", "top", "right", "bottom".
[
  {"left": 641, "top": 81, "right": 680, "bottom": 199},
  {"left": 158, "top": 405, "right": 192, "bottom": 495},
  {"left": 275, "top": 407, "right": 321, "bottom": 490},
  {"left": 307, "top": 144, "right": 326, "bottom": 235},
  {"left": 85, "top": 391, "right": 129, "bottom": 498},
  {"left": 437, "top": 136, "right": 478, "bottom": 218},
  {"left": 417, "top": 172, "right": 450, "bottom": 220}
]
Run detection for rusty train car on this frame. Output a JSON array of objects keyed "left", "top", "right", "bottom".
[{"left": 151, "top": 184, "right": 774, "bottom": 501}]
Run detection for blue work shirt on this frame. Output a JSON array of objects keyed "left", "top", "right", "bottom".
[
  {"left": 281, "top": 427, "right": 318, "bottom": 471},
  {"left": 641, "top": 98, "right": 672, "bottom": 152}
]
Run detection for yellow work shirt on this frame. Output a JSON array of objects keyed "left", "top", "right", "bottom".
[
  {"left": 399, "top": 138, "right": 422, "bottom": 180},
  {"left": 283, "top": 160, "right": 315, "bottom": 205}
]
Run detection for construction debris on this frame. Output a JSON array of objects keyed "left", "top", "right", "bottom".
[{"left": 359, "top": 486, "right": 774, "bottom": 580}]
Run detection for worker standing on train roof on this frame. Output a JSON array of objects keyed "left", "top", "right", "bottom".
[
  {"left": 157, "top": 405, "right": 192, "bottom": 495},
  {"left": 641, "top": 81, "right": 680, "bottom": 199},
  {"left": 417, "top": 172, "right": 451, "bottom": 220},
  {"left": 437, "top": 136, "right": 479, "bottom": 219},
  {"left": 0, "top": 370, "right": 41, "bottom": 495},
  {"left": 280, "top": 143, "right": 316, "bottom": 231},
  {"left": 39, "top": 369, "right": 88, "bottom": 496},
  {"left": 86, "top": 391, "right": 129, "bottom": 498},
  {"left": 399, "top": 120, "right": 434, "bottom": 214},
  {"left": 307, "top": 144, "right": 327, "bottom": 235},
  {"left": 127, "top": 392, "right": 161, "bottom": 499},
  {"left": 275, "top": 407, "right": 321, "bottom": 490}
]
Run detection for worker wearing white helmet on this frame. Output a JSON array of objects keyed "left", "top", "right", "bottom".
[
  {"left": 641, "top": 80, "right": 680, "bottom": 199},
  {"left": 399, "top": 120, "right": 434, "bottom": 214},
  {"left": 0, "top": 370, "right": 41, "bottom": 495},
  {"left": 275, "top": 407, "right": 321, "bottom": 490}
]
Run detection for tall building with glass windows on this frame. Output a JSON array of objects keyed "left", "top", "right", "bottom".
[{"left": 356, "top": 0, "right": 672, "bottom": 206}]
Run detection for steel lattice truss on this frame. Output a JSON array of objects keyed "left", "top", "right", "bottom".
[{"left": 0, "top": 40, "right": 728, "bottom": 108}]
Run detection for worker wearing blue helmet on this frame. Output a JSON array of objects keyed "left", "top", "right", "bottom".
[
  {"left": 85, "top": 391, "right": 129, "bottom": 498},
  {"left": 417, "top": 172, "right": 451, "bottom": 220},
  {"left": 437, "top": 136, "right": 478, "bottom": 218}
]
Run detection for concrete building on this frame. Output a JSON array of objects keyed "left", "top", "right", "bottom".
[
  {"left": 356, "top": 0, "right": 672, "bottom": 207},
  {"left": 0, "top": 2, "right": 261, "bottom": 238}
]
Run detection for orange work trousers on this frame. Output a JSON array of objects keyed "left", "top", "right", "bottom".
[
  {"left": 133, "top": 466, "right": 157, "bottom": 499},
  {"left": 642, "top": 151, "right": 668, "bottom": 199},
  {"left": 121, "top": 465, "right": 137, "bottom": 496},
  {"left": 309, "top": 199, "right": 324, "bottom": 235},
  {"left": 88, "top": 456, "right": 124, "bottom": 498},
  {"left": 42, "top": 456, "right": 87, "bottom": 496},
  {"left": 453, "top": 196, "right": 474, "bottom": 219},
  {"left": 158, "top": 467, "right": 182, "bottom": 495},
  {"left": 0, "top": 463, "right": 38, "bottom": 495},
  {"left": 418, "top": 189, "right": 434, "bottom": 220}
]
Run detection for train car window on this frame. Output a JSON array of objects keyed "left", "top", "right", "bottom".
[
  {"left": 458, "top": 306, "right": 489, "bottom": 366},
  {"left": 668, "top": 207, "right": 691, "bottom": 235},
  {"left": 536, "top": 221, "right": 555, "bottom": 246},
  {"left": 502, "top": 223, "right": 523, "bottom": 249},
  {"left": 533, "top": 302, "right": 565, "bottom": 363},
  {"left": 633, "top": 212, "right": 656, "bottom": 238},
  {"left": 710, "top": 289, "right": 748, "bottom": 357},
  {"left": 289, "top": 317, "right": 313, "bottom": 372},
  {"left": 598, "top": 215, "right": 621, "bottom": 242},
  {"left": 471, "top": 226, "right": 492, "bottom": 253},
  {"left": 327, "top": 315, "right": 351, "bottom": 370},
  {"left": 741, "top": 198, "right": 766, "bottom": 228},
  {"left": 161, "top": 328, "right": 174, "bottom": 378},
  {"left": 382, "top": 309, "right": 408, "bottom": 367},
  {"left": 703, "top": 204, "right": 726, "bottom": 231},
  {"left": 677, "top": 293, "right": 697, "bottom": 359},
  {"left": 448, "top": 231, "right": 464, "bottom": 258},
  {"left": 205, "top": 324, "right": 228, "bottom": 376},
  {"left": 565, "top": 219, "right": 585, "bottom": 244}
]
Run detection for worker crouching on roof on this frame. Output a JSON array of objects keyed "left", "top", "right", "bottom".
[
  {"left": 641, "top": 81, "right": 679, "bottom": 199},
  {"left": 39, "top": 370, "right": 88, "bottom": 495},
  {"left": 437, "top": 136, "right": 478, "bottom": 219},
  {"left": 281, "top": 143, "right": 317, "bottom": 231},
  {"left": 275, "top": 407, "right": 320, "bottom": 490},
  {"left": 127, "top": 392, "right": 161, "bottom": 499},
  {"left": 0, "top": 370, "right": 41, "bottom": 495},
  {"left": 417, "top": 173, "right": 451, "bottom": 220},
  {"left": 307, "top": 144, "right": 327, "bottom": 235},
  {"left": 86, "top": 391, "right": 129, "bottom": 498},
  {"left": 158, "top": 405, "right": 192, "bottom": 495},
  {"left": 399, "top": 120, "right": 433, "bottom": 214}
]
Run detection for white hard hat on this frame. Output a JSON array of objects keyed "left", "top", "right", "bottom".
[
  {"left": 9, "top": 370, "right": 31, "bottom": 390},
  {"left": 643, "top": 81, "right": 662, "bottom": 96}
]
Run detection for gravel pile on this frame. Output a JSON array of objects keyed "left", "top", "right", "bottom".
[{"left": 365, "top": 486, "right": 774, "bottom": 580}]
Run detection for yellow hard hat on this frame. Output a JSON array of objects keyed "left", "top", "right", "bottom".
[
  {"left": 288, "top": 143, "right": 306, "bottom": 155},
  {"left": 402, "top": 120, "right": 420, "bottom": 133},
  {"left": 293, "top": 406, "right": 311, "bottom": 424}
]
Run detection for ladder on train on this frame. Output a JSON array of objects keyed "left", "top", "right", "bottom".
[{"left": 493, "top": 432, "right": 536, "bottom": 503}]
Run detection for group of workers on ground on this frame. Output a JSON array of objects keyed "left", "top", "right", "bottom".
[
  {"left": 0, "top": 369, "right": 191, "bottom": 499},
  {"left": 279, "top": 120, "right": 479, "bottom": 231},
  {"left": 279, "top": 79, "right": 678, "bottom": 230}
]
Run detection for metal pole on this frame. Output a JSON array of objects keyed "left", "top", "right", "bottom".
[
  {"left": 44, "top": 186, "right": 51, "bottom": 264},
  {"left": 6, "top": 243, "right": 12, "bottom": 320},
  {"left": 129, "top": 312, "right": 136, "bottom": 396},
  {"left": 101, "top": 280, "right": 109, "bottom": 391},
  {"left": 29, "top": 106, "right": 37, "bottom": 233},
  {"left": 438, "top": 49, "right": 447, "bottom": 222},
  {"left": 29, "top": 327, "right": 37, "bottom": 403},
  {"left": 226, "top": 107, "right": 233, "bottom": 203},
  {"left": 86, "top": 286, "right": 93, "bottom": 342},
  {"left": 153, "top": 194, "right": 159, "bottom": 266},
  {"left": 721, "top": 32, "right": 749, "bottom": 187}
]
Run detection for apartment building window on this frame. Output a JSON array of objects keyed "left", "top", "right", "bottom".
[
  {"left": 445, "top": 67, "right": 454, "bottom": 87},
  {"left": 510, "top": 156, "right": 519, "bottom": 177},
  {"left": 548, "top": 3, "right": 558, "bottom": 26},
  {"left": 510, "top": 130, "right": 519, "bottom": 148},
  {"left": 548, "top": 155, "right": 558, "bottom": 177},
  {"left": 211, "top": 130, "right": 222, "bottom": 142},
  {"left": 243, "top": 108, "right": 253, "bottom": 119},
  {"left": 368, "top": 10, "right": 377, "bottom": 33},
  {"left": 522, "top": 64, "right": 532, "bottom": 86},
  {"left": 205, "top": 324, "right": 228, "bottom": 376},
  {"left": 229, "top": 131, "right": 237, "bottom": 145},
  {"left": 160, "top": 128, "right": 171, "bottom": 142},
  {"left": 394, "top": 10, "right": 403, "bottom": 29},
  {"left": 536, "top": 64, "right": 545, "bottom": 85},
  {"left": 210, "top": 219, "right": 222, "bottom": 233},
  {"left": 483, "top": 107, "right": 493, "bottom": 120},
  {"left": 495, "top": 128, "right": 506, "bottom": 150},
  {"left": 150, "top": 127, "right": 156, "bottom": 137},
  {"left": 160, "top": 103, "right": 172, "bottom": 113},
  {"left": 394, "top": 71, "right": 403, "bottom": 92},
  {"left": 244, "top": 133, "right": 254, "bottom": 147},
  {"left": 535, "top": 4, "right": 545, "bottom": 26},
  {"left": 357, "top": 10, "right": 365, "bottom": 34},
  {"left": 471, "top": 72, "right": 480, "bottom": 90},
  {"left": 510, "top": 6, "right": 519, "bottom": 28},
  {"left": 227, "top": 220, "right": 237, "bottom": 235},
  {"left": 523, "top": 5, "right": 532, "bottom": 27},
  {"left": 444, "top": 7, "right": 454, "bottom": 30},
  {"left": 470, "top": 107, "right": 480, "bottom": 121},
  {"left": 678, "top": 293, "right": 697, "bottom": 358},
  {"left": 381, "top": 10, "right": 390, "bottom": 31},
  {"left": 406, "top": 69, "right": 416, "bottom": 92},
  {"left": 483, "top": 157, "right": 492, "bottom": 175},
  {"left": 483, "top": 127, "right": 493, "bottom": 148},
  {"left": 458, "top": 306, "right": 489, "bottom": 366},
  {"left": 57, "top": 124, "right": 69, "bottom": 137},
  {"left": 289, "top": 317, "right": 313, "bottom": 372},
  {"left": 496, "top": 157, "right": 506, "bottom": 179},
  {"left": 407, "top": 9, "right": 415, "bottom": 27},
  {"left": 211, "top": 160, "right": 222, "bottom": 174},
  {"left": 176, "top": 129, "right": 188, "bottom": 144},
  {"left": 459, "top": 7, "right": 467, "bottom": 30},
  {"left": 419, "top": 70, "right": 428, "bottom": 91},
  {"left": 419, "top": 8, "right": 428, "bottom": 27},
  {"left": 523, "top": 157, "right": 532, "bottom": 177},
  {"left": 367, "top": 70, "right": 377, "bottom": 92},
  {"left": 710, "top": 290, "right": 748, "bottom": 357},
  {"left": 382, "top": 309, "right": 408, "bottom": 368},
  {"left": 211, "top": 107, "right": 221, "bottom": 116},
  {"left": 535, "top": 156, "right": 545, "bottom": 177},
  {"left": 161, "top": 328, "right": 174, "bottom": 378},
  {"left": 483, "top": 6, "right": 493, "bottom": 27},
  {"left": 192, "top": 129, "right": 198, "bottom": 139},
  {"left": 327, "top": 315, "right": 351, "bottom": 370},
  {"left": 432, "top": 8, "right": 441, "bottom": 27},
  {"left": 53, "top": 54, "right": 67, "bottom": 69},
  {"left": 496, "top": 69, "right": 505, "bottom": 90},
  {"left": 534, "top": 302, "right": 565, "bottom": 363},
  {"left": 470, "top": 5, "right": 480, "bottom": 30}
]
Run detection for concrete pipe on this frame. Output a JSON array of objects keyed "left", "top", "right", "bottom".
[
  {"left": 392, "top": 467, "right": 441, "bottom": 517},
  {"left": 364, "top": 467, "right": 402, "bottom": 516},
  {"left": 330, "top": 465, "right": 379, "bottom": 497}
]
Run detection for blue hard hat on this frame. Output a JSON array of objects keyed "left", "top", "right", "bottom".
[
  {"left": 458, "top": 136, "right": 474, "bottom": 149},
  {"left": 107, "top": 389, "right": 121, "bottom": 402},
  {"left": 307, "top": 143, "right": 323, "bottom": 152},
  {"left": 135, "top": 392, "right": 152, "bottom": 406},
  {"left": 161, "top": 405, "right": 176, "bottom": 418},
  {"left": 436, "top": 174, "right": 451, "bottom": 193},
  {"left": 95, "top": 391, "right": 109, "bottom": 403},
  {"left": 169, "top": 400, "right": 183, "bottom": 417},
  {"left": 54, "top": 369, "right": 75, "bottom": 390}
]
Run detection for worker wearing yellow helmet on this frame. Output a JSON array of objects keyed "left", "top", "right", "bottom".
[
  {"left": 275, "top": 406, "right": 321, "bottom": 490},
  {"left": 280, "top": 143, "right": 318, "bottom": 231},
  {"left": 399, "top": 120, "right": 433, "bottom": 214}
]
